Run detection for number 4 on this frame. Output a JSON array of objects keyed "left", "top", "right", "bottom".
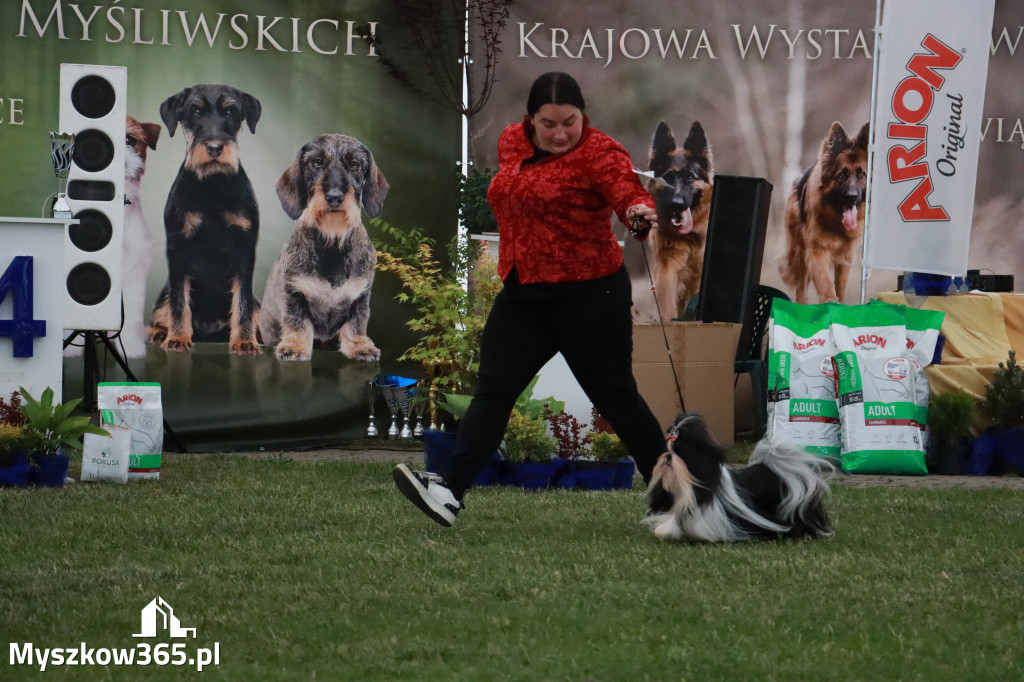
[{"left": 0, "top": 256, "right": 47, "bottom": 357}]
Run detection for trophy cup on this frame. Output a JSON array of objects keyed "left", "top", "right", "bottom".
[
  {"left": 398, "top": 384, "right": 416, "bottom": 439},
  {"left": 411, "top": 396, "right": 425, "bottom": 438},
  {"left": 50, "top": 131, "right": 76, "bottom": 219},
  {"left": 383, "top": 385, "right": 401, "bottom": 438},
  {"left": 428, "top": 385, "right": 440, "bottom": 432},
  {"left": 374, "top": 375, "right": 418, "bottom": 439},
  {"left": 365, "top": 379, "right": 379, "bottom": 437}
]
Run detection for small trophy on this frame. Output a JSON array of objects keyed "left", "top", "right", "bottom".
[
  {"left": 411, "top": 398, "right": 425, "bottom": 438},
  {"left": 428, "top": 385, "right": 439, "bottom": 432},
  {"left": 398, "top": 384, "right": 416, "bottom": 439},
  {"left": 50, "top": 131, "right": 76, "bottom": 219},
  {"left": 365, "top": 379, "right": 379, "bottom": 437},
  {"left": 383, "top": 385, "right": 401, "bottom": 438}
]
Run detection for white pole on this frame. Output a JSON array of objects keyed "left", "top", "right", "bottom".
[
  {"left": 861, "top": 0, "right": 884, "bottom": 304},
  {"left": 458, "top": 0, "right": 471, "bottom": 291}
]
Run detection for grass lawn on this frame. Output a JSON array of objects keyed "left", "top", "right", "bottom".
[{"left": 2, "top": 454, "right": 1022, "bottom": 681}]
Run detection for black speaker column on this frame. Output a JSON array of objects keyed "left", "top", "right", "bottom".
[
  {"left": 59, "top": 64, "right": 126, "bottom": 331},
  {"left": 696, "top": 175, "right": 773, "bottom": 357}
]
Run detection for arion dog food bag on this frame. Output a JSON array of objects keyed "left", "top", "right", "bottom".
[
  {"left": 869, "top": 300, "right": 945, "bottom": 450},
  {"left": 97, "top": 382, "right": 164, "bottom": 480},
  {"left": 767, "top": 300, "right": 840, "bottom": 456},
  {"left": 829, "top": 304, "right": 925, "bottom": 474}
]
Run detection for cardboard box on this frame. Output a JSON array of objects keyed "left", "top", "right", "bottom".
[{"left": 633, "top": 322, "right": 741, "bottom": 445}]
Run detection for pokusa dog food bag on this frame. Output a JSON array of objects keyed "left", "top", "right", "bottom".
[
  {"left": 829, "top": 304, "right": 925, "bottom": 474},
  {"left": 869, "top": 300, "right": 945, "bottom": 450},
  {"left": 767, "top": 299, "right": 840, "bottom": 456},
  {"left": 97, "top": 382, "right": 164, "bottom": 480}
]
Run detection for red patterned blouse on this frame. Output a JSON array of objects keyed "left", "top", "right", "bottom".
[{"left": 486, "top": 115, "right": 654, "bottom": 284}]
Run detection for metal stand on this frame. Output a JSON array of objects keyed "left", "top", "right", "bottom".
[{"left": 63, "top": 330, "right": 187, "bottom": 453}]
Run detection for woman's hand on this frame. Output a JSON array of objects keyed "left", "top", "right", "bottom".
[{"left": 626, "top": 204, "right": 657, "bottom": 240}]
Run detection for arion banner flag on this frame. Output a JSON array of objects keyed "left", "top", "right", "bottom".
[{"left": 864, "top": 0, "right": 996, "bottom": 276}]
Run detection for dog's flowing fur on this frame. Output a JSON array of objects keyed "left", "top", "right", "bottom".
[
  {"left": 259, "top": 134, "right": 388, "bottom": 362},
  {"left": 644, "top": 414, "right": 834, "bottom": 542},
  {"left": 643, "top": 121, "right": 713, "bottom": 321},
  {"left": 120, "top": 115, "right": 162, "bottom": 358},
  {"left": 780, "top": 121, "right": 870, "bottom": 304},
  {"left": 148, "top": 84, "right": 263, "bottom": 355}
]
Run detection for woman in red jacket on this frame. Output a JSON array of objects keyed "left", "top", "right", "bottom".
[{"left": 394, "top": 72, "right": 666, "bottom": 527}]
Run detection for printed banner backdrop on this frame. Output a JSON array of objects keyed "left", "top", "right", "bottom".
[
  {"left": 0, "top": 0, "right": 461, "bottom": 450},
  {"left": 865, "top": 0, "right": 997, "bottom": 276},
  {"left": 470, "top": 0, "right": 1024, "bottom": 317},
  {"left": 3, "top": 1, "right": 1024, "bottom": 450}
]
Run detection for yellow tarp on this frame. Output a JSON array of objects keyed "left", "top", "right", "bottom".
[{"left": 877, "top": 292, "right": 1024, "bottom": 435}]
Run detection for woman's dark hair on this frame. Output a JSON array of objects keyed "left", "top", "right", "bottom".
[{"left": 526, "top": 72, "right": 585, "bottom": 116}]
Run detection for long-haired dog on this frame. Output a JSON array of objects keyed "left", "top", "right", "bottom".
[
  {"left": 120, "top": 115, "right": 161, "bottom": 358},
  {"left": 780, "top": 121, "right": 870, "bottom": 304},
  {"left": 258, "top": 134, "right": 388, "bottom": 362},
  {"left": 642, "top": 121, "right": 713, "bottom": 321},
  {"left": 148, "top": 84, "right": 262, "bottom": 355},
  {"left": 644, "top": 414, "right": 834, "bottom": 543}
]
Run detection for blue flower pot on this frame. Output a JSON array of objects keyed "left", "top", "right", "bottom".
[
  {"left": 0, "top": 451, "right": 32, "bottom": 487},
  {"left": 29, "top": 452, "right": 70, "bottom": 487},
  {"left": 613, "top": 458, "right": 637, "bottom": 489},
  {"left": 498, "top": 459, "right": 561, "bottom": 491},
  {"left": 559, "top": 460, "right": 618, "bottom": 490},
  {"left": 422, "top": 430, "right": 501, "bottom": 487},
  {"left": 966, "top": 427, "right": 1024, "bottom": 476}
]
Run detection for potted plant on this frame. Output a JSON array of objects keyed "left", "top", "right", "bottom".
[
  {"left": 18, "top": 386, "right": 110, "bottom": 487},
  {"left": 554, "top": 408, "right": 636, "bottom": 491},
  {"left": 588, "top": 430, "right": 637, "bottom": 490},
  {"left": 498, "top": 408, "right": 560, "bottom": 490},
  {"left": 373, "top": 218, "right": 502, "bottom": 402},
  {"left": 927, "top": 389, "right": 978, "bottom": 474},
  {"left": 969, "top": 350, "right": 1024, "bottom": 475},
  {"left": 424, "top": 377, "right": 564, "bottom": 487},
  {"left": 0, "top": 423, "right": 32, "bottom": 487}
]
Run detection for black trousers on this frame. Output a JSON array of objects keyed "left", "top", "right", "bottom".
[{"left": 442, "top": 266, "right": 666, "bottom": 499}]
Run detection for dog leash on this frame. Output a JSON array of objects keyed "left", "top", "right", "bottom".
[{"left": 631, "top": 214, "right": 687, "bottom": 415}]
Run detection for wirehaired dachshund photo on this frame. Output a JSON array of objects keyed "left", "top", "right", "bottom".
[
  {"left": 148, "top": 83, "right": 263, "bottom": 355},
  {"left": 258, "top": 134, "right": 389, "bottom": 362}
]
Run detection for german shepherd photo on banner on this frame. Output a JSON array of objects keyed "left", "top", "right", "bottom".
[
  {"left": 780, "top": 121, "right": 870, "bottom": 304},
  {"left": 633, "top": 121, "right": 713, "bottom": 322}
]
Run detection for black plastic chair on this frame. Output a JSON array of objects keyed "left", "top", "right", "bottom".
[
  {"left": 680, "top": 285, "right": 790, "bottom": 438},
  {"left": 736, "top": 285, "right": 789, "bottom": 438}
]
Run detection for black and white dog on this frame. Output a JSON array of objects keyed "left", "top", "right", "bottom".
[{"left": 644, "top": 413, "right": 834, "bottom": 542}]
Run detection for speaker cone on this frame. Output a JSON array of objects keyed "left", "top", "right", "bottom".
[
  {"left": 70, "top": 75, "right": 116, "bottom": 119},
  {"left": 72, "top": 129, "right": 115, "bottom": 172},
  {"left": 67, "top": 263, "right": 112, "bottom": 306},
  {"left": 69, "top": 209, "right": 113, "bottom": 252}
]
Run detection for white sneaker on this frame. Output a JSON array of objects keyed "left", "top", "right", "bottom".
[{"left": 392, "top": 464, "right": 463, "bottom": 527}]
